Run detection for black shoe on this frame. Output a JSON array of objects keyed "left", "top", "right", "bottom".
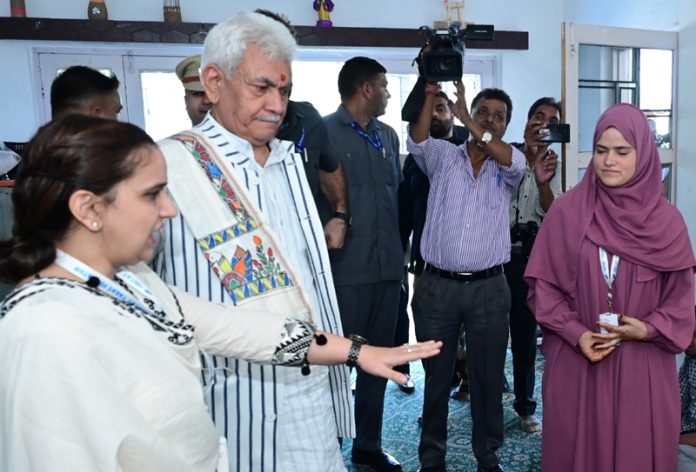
[
  {"left": 351, "top": 448, "right": 402, "bottom": 472},
  {"left": 450, "top": 379, "right": 469, "bottom": 402},
  {"left": 417, "top": 466, "right": 446, "bottom": 472},
  {"left": 502, "top": 376, "right": 510, "bottom": 393},
  {"left": 397, "top": 374, "right": 415, "bottom": 394},
  {"left": 477, "top": 465, "right": 505, "bottom": 472}
]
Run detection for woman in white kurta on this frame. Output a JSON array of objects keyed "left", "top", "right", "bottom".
[{"left": 0, "top": 115, "right": 441, "bottom": 471}]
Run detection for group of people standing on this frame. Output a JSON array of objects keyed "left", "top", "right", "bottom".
[{"left": 0, "top": 8, "right": 694, "bottom": 472}]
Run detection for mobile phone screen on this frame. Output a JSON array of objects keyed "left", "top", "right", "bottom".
[{"left": 537, "top": 123, "right": 570, "bottom": 143}]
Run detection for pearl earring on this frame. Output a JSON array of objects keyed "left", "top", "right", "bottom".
[{"left": 91, "top": 221, "right": 101, "bottom": 230}]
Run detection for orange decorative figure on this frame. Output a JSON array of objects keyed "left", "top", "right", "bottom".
[
  {"left": 10, "top": 0, "right": 26, "bottom": 17},
  {"left": 313, "top": 0, "right": 334, "bottom": 27}
]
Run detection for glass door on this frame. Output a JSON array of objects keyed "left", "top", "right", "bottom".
[
  {"left": 562, "top": 23, "right": 677, "bottom": 200},
  {"left": 123, "top": 54, "right": 194, "bottom": 140}
]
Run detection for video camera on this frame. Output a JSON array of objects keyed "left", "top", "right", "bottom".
[
  {"left": 401, "top": 23, "right": 494, "bottom": 123},
  {"left": 510, "top": 221, "right": 539, "bottom": 260},
  {"left": 419, "top": 24, "right": 466, "bottom": 82},
  {"left": 510, "top": 222, "right": 539, "bottom": 244}
]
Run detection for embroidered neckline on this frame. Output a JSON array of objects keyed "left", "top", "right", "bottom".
[{"left": 0, "top": 276, "right": 194, "bottom": 346}]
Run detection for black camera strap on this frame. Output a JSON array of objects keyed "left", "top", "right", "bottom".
[
  {"left": 513, "top": 171, "right": 528, "bottom": 225},
  {"left": 511, "top": 142, "right": 528, "bottom": 226}
]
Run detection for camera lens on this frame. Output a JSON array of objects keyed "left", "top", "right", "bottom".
[{"left": 437, "top": 58, "right": 455, "bottom": 72}]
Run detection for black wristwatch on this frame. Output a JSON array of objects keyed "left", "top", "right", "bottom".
[
  {"left": 346, "top": 334, "right": 368, "bottom": 367},
  {"left": 333, "top": 211, "right": 352, "bottom": 227}
]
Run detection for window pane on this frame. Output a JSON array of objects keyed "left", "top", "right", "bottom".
[
  {"left": 645, "top": 114, "right": 672, "bottom": 149},
  {"left": 661, "top": 163, "right": 672, "bottom": 200},
  {"left": 578, "top": 87, "right": 616, "bottom": 152},
  {"left": 579, "top": 45, "right": 634, "bottom": 82},
  {"left": 140, "top": 71, "right": 191, "bottom": 141},
  {"left": 291, "top": 61, "right": 344, "bottom": 117},
  {"left": 292, "top": 60, "right": 482, "bottom": 154},
  {"left": 639, "top": 49, "right": 673, "bottom": 149},
  {"left": 639, "top": 49, "right": 672, "bottom": 110},
  {"left": 578, "top": 45, "right": 638, "bottom": 153},
  {"left": 578, "top": 167, "right": 587, "bottom": 182}
]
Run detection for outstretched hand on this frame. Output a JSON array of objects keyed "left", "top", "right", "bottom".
[{"left": 358, "top": 341, "right": 442, "bottom": 384}]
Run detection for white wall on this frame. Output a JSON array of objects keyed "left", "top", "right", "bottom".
[
  {"left": 3, "top": 0, "right": 695, "bottom": 245},
  {"left": 676, "top": 0, "right": 696, "bottom": 245},
  {"left": 1, "top": 40, "right": 42, "bottom": 141},
  {"left": 564, "top": 0, "right": 680, "bottom": 31},
  {"left": 0, "top": 0, "right": 563, "bottom": 143},
  {"left": 0, "top": 0, "right": 555, "bottom": 29}
]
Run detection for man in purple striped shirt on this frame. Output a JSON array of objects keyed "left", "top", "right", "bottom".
[{"left": 406, "top": 81, "right": 524, "bottom": 472}]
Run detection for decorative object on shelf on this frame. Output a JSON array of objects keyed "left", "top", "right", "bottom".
[
  {"left": 87, "top": 0, "right": 108, "bottom": 20},
  {"left": 435, "top": 0, "right": 465, "bottom": 28},
  {"left": 163, "top": 0, "right": 181, "bottom": 23},
  {"left": 313, "top": 0, "right": 334, "bottom": 27},
  {"left": 10, "top": 0, "right": 26, "bottom": 18}
]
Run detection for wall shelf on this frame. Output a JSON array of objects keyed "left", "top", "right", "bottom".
[{"left": 0, "top": 17, "right": 528, "bottom": 50}]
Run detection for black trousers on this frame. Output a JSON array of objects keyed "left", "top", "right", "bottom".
[
  {"left": 412, "top": 271, "right": 510, "bottom": 468},
  {"left": 335, "top": 280, "right": 401, "bottom": 451},
  {"left": 394, "top": 267, "right": 411, "bottom": 375},
  {"left": 503, "top": 253, "right": 538, "bottom": 416}
]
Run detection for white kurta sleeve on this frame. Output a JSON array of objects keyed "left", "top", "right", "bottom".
[{"left": 171, "top": 286, "right": 289, "bottom": 363}]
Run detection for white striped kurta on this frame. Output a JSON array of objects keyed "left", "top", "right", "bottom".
[{"left": 157, "top": 115, "right": 353, "bottom": 472}]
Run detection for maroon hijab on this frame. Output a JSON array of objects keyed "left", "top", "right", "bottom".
[{"left": 526, "top": 103, "right": 695, "bottom": 296}]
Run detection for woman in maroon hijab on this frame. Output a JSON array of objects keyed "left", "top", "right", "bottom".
[{"left": 525, "top": 103, "right": 696, "bottom": 472}]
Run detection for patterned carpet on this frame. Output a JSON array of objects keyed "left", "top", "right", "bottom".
[{"left": 341, "top": 351, "right": 544, "bottom": 472}]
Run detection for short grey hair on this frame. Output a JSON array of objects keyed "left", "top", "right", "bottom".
[{"left": 202, "top": 12, "right": 296, "bottom": 79}]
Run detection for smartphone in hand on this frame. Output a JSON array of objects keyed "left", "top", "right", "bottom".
[{"left": 537, "top": 124, "right": 570, "bottom": 143}]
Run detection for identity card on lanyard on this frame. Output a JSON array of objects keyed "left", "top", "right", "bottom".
[{"left": 598, "top": 246, "right": 620, "bottom": 334}]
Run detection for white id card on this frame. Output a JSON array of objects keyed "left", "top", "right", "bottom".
[{"left": 599, "top": 312, "right": 619, "bottom": 334}]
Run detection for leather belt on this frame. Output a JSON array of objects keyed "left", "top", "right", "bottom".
[{"left": 424, "top": 263, "right": 503, "bottom": 283}]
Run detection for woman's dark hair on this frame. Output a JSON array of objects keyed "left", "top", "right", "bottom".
[{"left": 0, "top": 114, "right": 155, "bottom": 283}]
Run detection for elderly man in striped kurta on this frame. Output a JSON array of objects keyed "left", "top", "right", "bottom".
[
  {"left": 156, "top": 12, "right": 352, "bottom": 472},
  {"left": 407, "top": 83, "right": 524, "bottom": 472}
]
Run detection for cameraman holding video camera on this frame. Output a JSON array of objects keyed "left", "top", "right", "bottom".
[
  {"left": 409, "top": 80, "right": 524, "bottom": 472},
  {"left": 505, "top": 97, "right": 563, "bottom": 434},
  {"left": 406, "top": 27, "right": 524, "bottom": 471}
]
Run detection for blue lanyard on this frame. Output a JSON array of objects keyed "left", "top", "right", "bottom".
[
  {"left": 294, "top": 127, "right": 306, "bottom": 155},
  {"left": 599, "top": 247, "right": 620, "bottom": 311},
  {"left": 295, "top": 127, "right": 308, "bottom": 163},
  {"left": 55, "top": 250, "right": 160, "bottom": 316},
  {"left": 350, "top": 122, "right": 385, "bottom": 157}
]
